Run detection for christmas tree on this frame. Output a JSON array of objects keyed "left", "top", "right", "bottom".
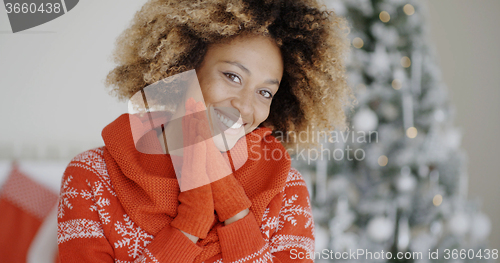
[{"left": 293, "top": 0, "right": 494, "bottom": 262}]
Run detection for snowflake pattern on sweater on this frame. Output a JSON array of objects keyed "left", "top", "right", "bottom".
[{"left": 57, "top": 147, "right": 315, "bottom": 262}]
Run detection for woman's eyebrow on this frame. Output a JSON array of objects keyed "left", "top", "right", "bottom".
[
  {"left": 264, "top": 79, "right": 280, "bottom": 86},
  {"left": 223, "top": 61, "right": 250, "bottom": 75},
  {"left": 223, "top": 60, "right": 280, "bottom": 86}
]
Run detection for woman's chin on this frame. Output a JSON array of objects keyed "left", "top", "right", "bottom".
[{"left": 212, "top": 131, "right": 245, "bottom": 152}]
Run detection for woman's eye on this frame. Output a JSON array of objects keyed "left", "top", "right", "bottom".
[
  {"left": 259, "top": 90, "right": 273, "bottom": 99},
  {"left": 224, "top": 73, "right": 241, "bottom": 84}
]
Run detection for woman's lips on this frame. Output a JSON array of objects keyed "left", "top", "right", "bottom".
[{"left": 213, "top": 108, "right": 245, "bottom": 136}]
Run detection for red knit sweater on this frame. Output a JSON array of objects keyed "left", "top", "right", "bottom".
[{"left": 57, "top": 147, "right": 315, "bottom": 262}]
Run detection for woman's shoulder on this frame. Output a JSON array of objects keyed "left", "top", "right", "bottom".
[
  {"left": 61, "top": 146, "right": 115, "bottom": 196},
  {"left": 265, "top": 167, "right": 310, "bottom": 211},
  {"left": 57, "top": 147, "right": 124, "bottom": 250},
  {"left": 260, "top": 167, "right": 314, "bottom": 244},
  {"left": 265, "top": 167, "right": 311, "bottom": 212},
  {"left": 65, "top": 146, "right": 106, "bottom": 172},
  {"left": 281, "top": 167, "right": 308, "bottom": 192}
]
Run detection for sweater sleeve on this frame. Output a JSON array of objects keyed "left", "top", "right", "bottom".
[
  {"left": 57, "top": 149, "right": 203, "bottom": 263},
  {"left": 217, "top": 168, "right": 315, "bottom": 262}
]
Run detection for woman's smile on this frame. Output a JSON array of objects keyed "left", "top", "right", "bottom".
[{"left": 213, "top": 108, "right": 244, "bottom": 135}]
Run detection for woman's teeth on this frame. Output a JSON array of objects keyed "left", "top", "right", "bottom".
[{"left": 216, "top": 111, "right": 242, "bottom": 129}]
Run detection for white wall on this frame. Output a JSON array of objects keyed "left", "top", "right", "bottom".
[
  {"left": 0, "top": 0, "right": 147, "bottom": 161},
  {"left": 424, "top": 0, "right": 500, "bottom": 250}
]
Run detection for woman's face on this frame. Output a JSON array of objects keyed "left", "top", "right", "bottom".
[{"left": 195, "top": 34, "right": 284, "bottom": 151}]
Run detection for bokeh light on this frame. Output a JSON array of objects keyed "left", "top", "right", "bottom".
[
  {"left": 433, "top": 194, "right": 443, "bottom": 206},
  {"left": 404, "top": 4, "right": 415, "bottom": 15},
  {"left": 352, "top": 37, "right": 364, "bottom": 49},
  {"left": 392, "top": 79, "right": 402, "bottom": 90},
  {"left": 401, "top": 56, "right": 411, "bottom": 68},
  {"left": 378, "top": 155, "right": 388, "bottom": 166},
  {"left": 406, "top": 127, "right": 418, "bottom": 138},
  {"left": 379, "top": 11, "right": 390, "bottom": 23}
]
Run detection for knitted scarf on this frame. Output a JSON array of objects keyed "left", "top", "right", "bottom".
[{"left": 101, "top": 113, "right": 291, "bottom": 262}]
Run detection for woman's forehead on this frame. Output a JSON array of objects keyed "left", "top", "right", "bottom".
[{"left": 204, "top": 35, "right": 284, "bottom": 77}]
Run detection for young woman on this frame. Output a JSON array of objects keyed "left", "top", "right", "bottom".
[{"left": 57, "top": 0, "right": 351, "bottom": 262}]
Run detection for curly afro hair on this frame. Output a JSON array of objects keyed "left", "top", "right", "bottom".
[{"left": 105, "top": 0, "right": 353, "bottom": 150}]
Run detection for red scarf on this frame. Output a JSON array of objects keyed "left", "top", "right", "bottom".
[{"left": 101, "top": 113, "right": 290, "bottom": 262}]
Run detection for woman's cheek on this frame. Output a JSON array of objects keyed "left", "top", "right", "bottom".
[
  {"left": 205, "top": 81, "right": 226, "bottom": 102},
  {"left": 259, "top": 108, "right": 271, "bottom": 124}
]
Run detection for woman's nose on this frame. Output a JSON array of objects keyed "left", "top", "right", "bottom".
[{"left": 231, "top": 89, "right": 253, "bottom": 118}]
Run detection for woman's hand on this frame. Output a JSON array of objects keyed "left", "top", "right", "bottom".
[
  {"left": 170, "top": 98, "right": 215, "bottom": 241},
  {"left": 179, "top": 229, "right": 200, "bottom": 243},
  {"left": 204, "top": 124, "right": 252, "bottom": 223},
  {"left": 224, "top": 208, "right": 249, "bottom": 225}
]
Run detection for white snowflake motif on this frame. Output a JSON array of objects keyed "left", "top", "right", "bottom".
[
  {"left": 305, "top": 196, "right": 314, "bottom": 234},
  {"left": 277, "top": 193, "right": 313, "bottom": 234},
  {"left": 68, "top": 148, "right": 116, "bottom": 196},
  {"left": 81, "top": 179, "right": 111, "bottom": 224},
  {"left": 261, "top": 208, "right": 279, "bottom": 240},
  {"left": 114, "top": 214, "right": 154, "bottom": 259},
  {"left": 58, "top": 175, "right": 79, "bottom": 219}
]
